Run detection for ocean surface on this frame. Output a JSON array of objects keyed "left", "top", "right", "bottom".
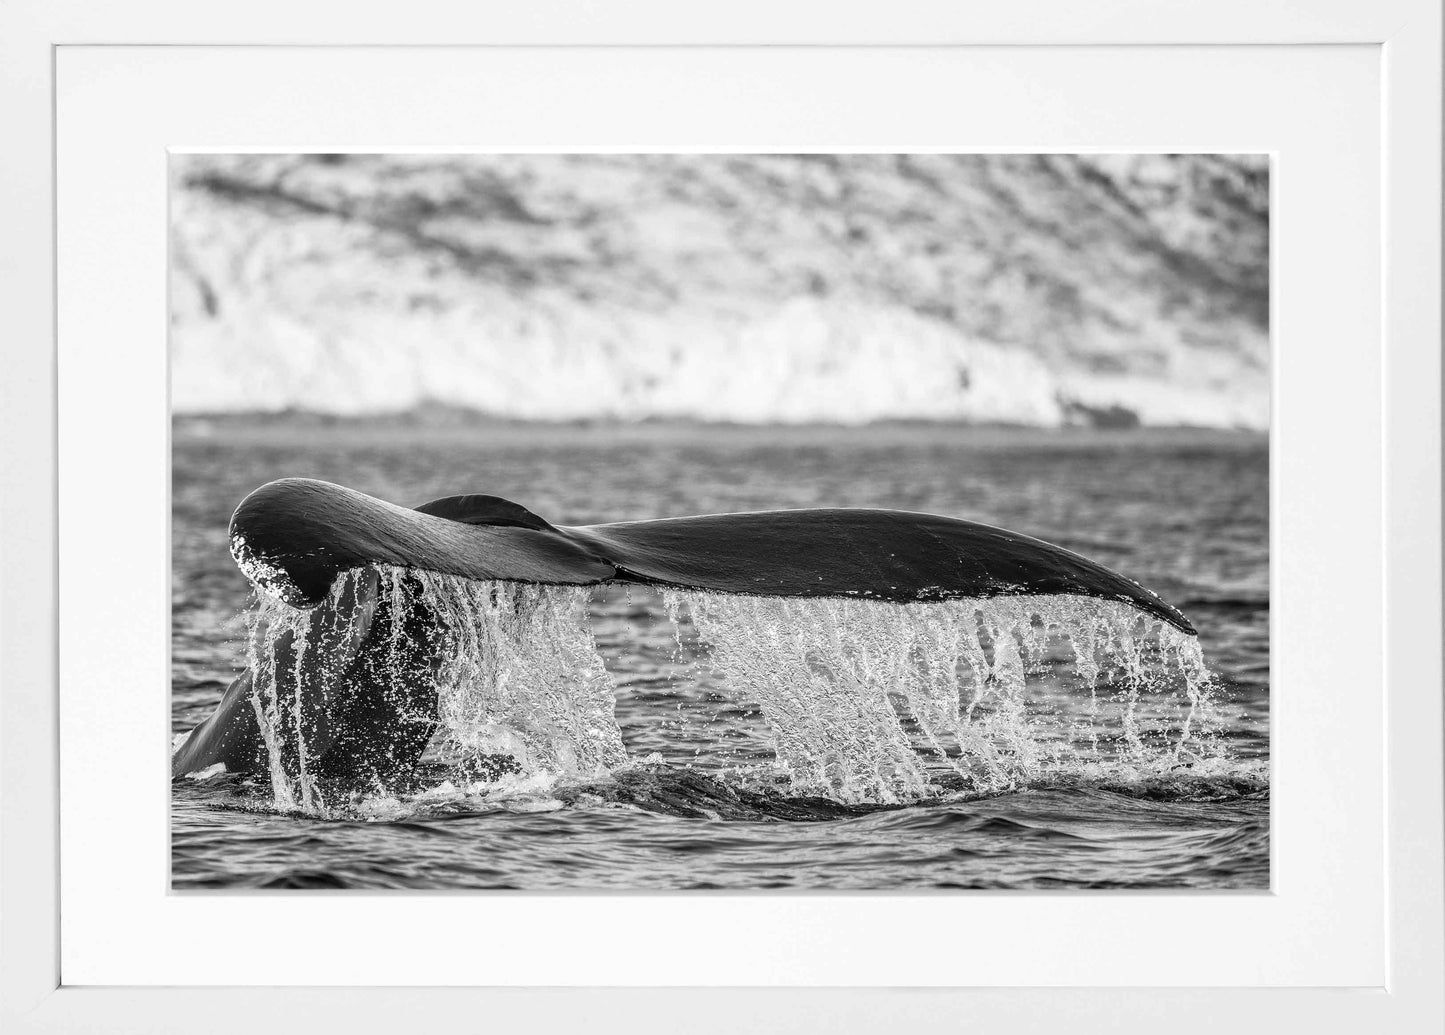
[{"left": 171, "top": 422, "right": 1269, "bottom": 890}]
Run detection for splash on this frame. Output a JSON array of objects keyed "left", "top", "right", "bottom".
[
  {"left": 241, "top": 582, "right": 336, "bottom": 814},
  {"left": 663, "top": 590, "right": 1218, "bottom": 803},
  {"left": 407, "top": 571, "right": 627, "bottom": 777},
  {"left": 238, "top": 567, "right": 1220, "bottom": 814},
  {"left": 242, "top": 566, "right": 626, "bottom": 814}
]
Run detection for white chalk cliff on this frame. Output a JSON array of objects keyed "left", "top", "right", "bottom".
[{"left": 170, "top": 153, "right": 1269, "bottom": 428}]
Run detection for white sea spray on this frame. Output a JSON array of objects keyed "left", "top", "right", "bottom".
[
  {"left": 240, "top": 567, "right": 1222, "bottom": 815},
  {"left": 244, "top": 567, "right": 626, "bottom": 814},
  {"left": 408, "top": 571, "right": 627, "bottom": 777},
  {"left": 664, "top": 590, "right": 1218, "bottom": 803}
]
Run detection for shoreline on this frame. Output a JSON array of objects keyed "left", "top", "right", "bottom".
[{"left": 173, "top": 412, "right": 1268, "bottom": 450}]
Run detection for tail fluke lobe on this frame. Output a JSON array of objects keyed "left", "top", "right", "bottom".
[
  {"left": 572, "top": 509, "right": 1194, "bottom": 634},
  {"left": 228, "top": 478, "right": 614, "bottom": 607},
  {"left": 414, "top": 493, "right": 558, "bottom": 532}
]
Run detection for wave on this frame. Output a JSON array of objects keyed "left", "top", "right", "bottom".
[{"left": 179, "top": 755, "right": 1268, "bottom": 827}]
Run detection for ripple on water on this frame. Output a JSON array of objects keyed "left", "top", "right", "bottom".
[{"left": 171, "top": 429, "right": 1270, "bottom": 890}]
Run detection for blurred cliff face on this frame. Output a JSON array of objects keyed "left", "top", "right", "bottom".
[{"left": 169, "top": 154, "right": 1268, "bottom": 428}]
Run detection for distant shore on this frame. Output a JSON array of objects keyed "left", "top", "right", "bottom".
[{"left": 172, "top": 411, "right": 1268, "bottom": 450}]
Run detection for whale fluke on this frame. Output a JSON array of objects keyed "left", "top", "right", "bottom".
[
  {"left": 229, "top": 478, "right": 1193, "bottom": 634},
  {"left": 414, "top": 493, "right": 558, "bottom": 532},
  {"left": 176, "top": 477, "right": 1198, "bottom": 798}
]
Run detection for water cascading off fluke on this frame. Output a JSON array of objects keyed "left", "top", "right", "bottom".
[
  {"left": 238, "top": 571, "right": 1216, "bottom": 814},
  {"left": 216, "top": 479, "right": 1215, "bottom": 813}
]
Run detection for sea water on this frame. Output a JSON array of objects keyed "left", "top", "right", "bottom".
[{"left": 171, "top": 424, "right": 1269, "bottom": 889}]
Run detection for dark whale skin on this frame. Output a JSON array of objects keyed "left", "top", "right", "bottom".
[
  {"left": 170, "top": 568, "right": 441, "bottom": 788},
  {"left": 229, "top": 477, "right": 1194, "bottom": 635}
]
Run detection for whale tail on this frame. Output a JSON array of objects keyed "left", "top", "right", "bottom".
[
  {"left": 229, "top": 478, "right": 1194, "bottom": 634},
  {"left": 178, "top": 477, "right": 1197, "bottom": 799}
]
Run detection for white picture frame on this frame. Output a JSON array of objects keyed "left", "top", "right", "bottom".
[{"left": 2, "top": 1, "right": 1439, "bottom": 1031}]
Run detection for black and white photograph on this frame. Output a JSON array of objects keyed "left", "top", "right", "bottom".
[{"left": 168, "top": 152, "right": 1270, "bottom": 891}]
